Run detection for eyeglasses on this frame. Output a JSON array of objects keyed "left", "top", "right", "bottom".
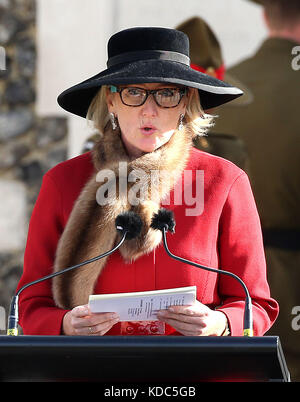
[{"left": 110, "top": 85, "right": 187, "bottom": 108}]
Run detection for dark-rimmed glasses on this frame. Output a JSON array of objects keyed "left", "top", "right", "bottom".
[{"left": 110, "top": 85, "right": 187, "bottom": 108}]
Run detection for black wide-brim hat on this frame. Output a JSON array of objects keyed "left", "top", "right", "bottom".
[{"left": 57, "top": 27, "right": 243, "bottom": 118}]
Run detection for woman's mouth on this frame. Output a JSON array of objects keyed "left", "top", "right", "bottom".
[{"left": 140, "top": 125, "right": 157, "bottom": 135}]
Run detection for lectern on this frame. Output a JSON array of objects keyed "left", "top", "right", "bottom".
[{"left": 0, "top": 335, "right": 290, "bottom": 382}]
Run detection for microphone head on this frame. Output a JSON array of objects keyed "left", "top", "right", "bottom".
[
  {"left": 150, "top": 208, "right": 176, "bottom": 233},
  {"left": 115, "top": 211, "right": 143, "bottom": 240}
]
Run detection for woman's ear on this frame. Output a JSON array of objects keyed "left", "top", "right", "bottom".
[
  {"left": 181, "top": 87, "right": 192, "bottom": 114},
  {"left": 105, "top": 86, "right": 115, "bottom": 113}
]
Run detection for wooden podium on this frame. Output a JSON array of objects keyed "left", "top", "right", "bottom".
[{"left": 0, "top": 335, "right": 290, "bottom": 382}]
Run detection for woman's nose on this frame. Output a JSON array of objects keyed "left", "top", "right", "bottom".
[{"left": 140, "top": 93, "right": 158, "bottom": 116}]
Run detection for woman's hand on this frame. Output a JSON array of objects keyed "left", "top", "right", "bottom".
[
  {"left": 157, "top": 301, "right": 229, "bottom": 336},
  {"left": 62, "top": 304, "right": 119, "bottom": 336}
]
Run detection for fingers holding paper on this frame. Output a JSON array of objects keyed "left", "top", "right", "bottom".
[
  {"left": 62, "top": 304, "right": 120, "bottom": 336},
  {"left": 157, "top": 300, "right": 228, "bottom": 336}
]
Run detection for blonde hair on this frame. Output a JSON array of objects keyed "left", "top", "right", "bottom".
[
  {"left": 184, "top": 87, "right": 215, "bottom": 137},
  {"left": 86, "top": 85, "right": 215, "bottom": 138},
  {"left": 86, "top": 86, "right": 110, "bottom": 134}
]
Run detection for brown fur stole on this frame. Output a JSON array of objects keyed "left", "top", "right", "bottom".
[{"left": 52, "top": 127, "right": 193, "bottom": 309}]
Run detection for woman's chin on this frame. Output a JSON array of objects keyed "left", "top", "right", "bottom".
[
  {"left": 134, "top": 139, "right": 159, "bottom": 154},
  {"left": 124, "top": 132, "right": 174, "bottom": 156},
  {"left": 138, "top": 136, "right": 172, "bottom": 153},
  {"left": 139, "top": 144, "right": 163, "bottom": 154}
]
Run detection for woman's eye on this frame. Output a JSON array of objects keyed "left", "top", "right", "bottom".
[
  {"left": 127, "top": 88, "right": 144, "bottom": 96},
  {"left": 159, "top": 89, "right": 176, "bottom": 97}
]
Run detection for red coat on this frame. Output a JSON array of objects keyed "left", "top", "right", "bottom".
[{"left": 17, "top": 147, "right": 279, "bottom": 335}]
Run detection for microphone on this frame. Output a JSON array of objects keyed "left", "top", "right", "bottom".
[
  {"left": 7, "top": 211, "right": 143, "bottom": 336},
  {"left": 150, "top": 208, "right": 253, "bottom": 337}
]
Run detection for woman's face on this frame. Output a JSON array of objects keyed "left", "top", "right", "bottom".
[{"left": 106, "top": 83, "right": 189, "bottom": 158}]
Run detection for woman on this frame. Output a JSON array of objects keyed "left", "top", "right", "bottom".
[{"left": 17, "top": 27, "right": 279, "bottom": 336}]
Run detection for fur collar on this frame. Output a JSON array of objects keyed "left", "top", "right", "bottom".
[{"left": 52, "top": 127, "right": 193, "bottom": 309}]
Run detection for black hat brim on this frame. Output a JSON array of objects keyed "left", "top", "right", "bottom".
[{"left": 57, "top": 60, "right": 243, "bottom": 117}]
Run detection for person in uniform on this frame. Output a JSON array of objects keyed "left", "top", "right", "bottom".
[
  {"left": 213, "top": 0, "right": 300, "bottom": 381},
  {"left": 176, "top": 16, "right": 253, "bottom": 170}
]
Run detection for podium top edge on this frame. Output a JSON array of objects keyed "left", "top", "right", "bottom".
[{"left": 0, "top": 335, "right": 281, "bottom": 349}]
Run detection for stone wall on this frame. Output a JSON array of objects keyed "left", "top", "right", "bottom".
[{"left": 0, "top": 0, "right": 68, "bottom": 332}]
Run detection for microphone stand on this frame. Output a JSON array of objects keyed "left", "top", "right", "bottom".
[
  {"left": 7, "top": 232, "right": 128, "bottom": 336},
  {"left": 160, "top": 226, "right": 253, "bottom": 337}
]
